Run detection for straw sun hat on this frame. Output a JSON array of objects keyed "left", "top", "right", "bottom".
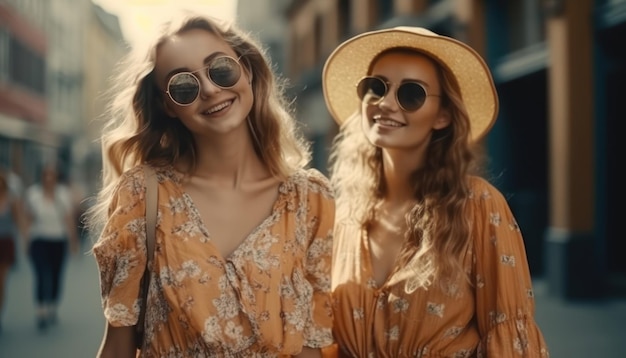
[{"left": 322, "top": 26, "right": 499, "bottom": 142}]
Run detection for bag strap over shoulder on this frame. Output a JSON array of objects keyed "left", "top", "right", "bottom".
[
  {"left": 136, "top": 164, "right": 158, "bottom": 348},
  {"left": 144, "top": 165, "right": 157, "bottom": 267}
]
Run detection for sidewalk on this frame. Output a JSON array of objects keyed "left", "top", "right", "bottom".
[
  {"left": 533, "top": 279, "right": 626, "bottom": 357},
  {"left": 1, "top": 251, "right": 625, "bottom": 357},
  {"left": 0, "top": 251, "right": 105, "bottom": 358}
]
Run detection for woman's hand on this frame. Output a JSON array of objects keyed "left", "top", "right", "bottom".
[
  {"left": 64, "top": 212, "right": 80, "bottom": 255},
  {"left": 295, "top": 347, "right": 322, "bottom": 358},
  {"left": 96, "top": 324, "right": 137, "bottom": 358}
]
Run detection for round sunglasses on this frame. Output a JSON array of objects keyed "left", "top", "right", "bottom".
[
  {"left": 164, "top": 55, "right": 243, "bottom": 106},
  {"left": 356, "top": 76, "right": 441, "bottom": 112}
]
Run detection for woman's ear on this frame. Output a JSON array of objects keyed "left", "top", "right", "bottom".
[{"left": 433, "top": 108, "right": 451, "bottom": 130}]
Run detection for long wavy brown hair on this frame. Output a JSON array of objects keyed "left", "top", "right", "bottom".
[
  {"left": 85, "top": 12, "right": 310, "bottom": 239},
  {"left": 330, "top": 48, "right": 479, "bottom": 288}
]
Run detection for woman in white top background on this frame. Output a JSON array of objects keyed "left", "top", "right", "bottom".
[{"left": 24, "top": 163, "right": 79, "bottom": 331}]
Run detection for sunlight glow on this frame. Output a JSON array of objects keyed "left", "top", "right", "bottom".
[{"left": 93, "top": 0, "right": 238, "bottom": 46}]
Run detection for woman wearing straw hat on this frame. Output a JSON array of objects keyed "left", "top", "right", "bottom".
[{"left": 323, "top": 27, "right": 549, "bottom": 357}]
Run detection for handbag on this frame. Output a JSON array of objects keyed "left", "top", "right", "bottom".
[{"left": 135, "top": 165, "right": 158, "bottom": 349}]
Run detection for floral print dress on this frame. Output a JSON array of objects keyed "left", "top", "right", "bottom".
[
  {"left": 93, "top": 165, "right": 335, "bottom": 357},
  {"left": 331, "top": 176, "right": 550, "bottom": 357}
]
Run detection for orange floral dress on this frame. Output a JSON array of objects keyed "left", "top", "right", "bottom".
[
  {"left": 331, "top": 177, "right": 549, "bottom": 357},
  {"left": 93, "top": 165, "right": 335, "bottom": 357}
]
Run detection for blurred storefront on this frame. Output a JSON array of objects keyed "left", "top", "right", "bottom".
[
  {"left": 0, "top": 0, "right": 126, "bottom": 197},
  {"left": 0, "top": 1, "right": 51, "bottom": 186}
]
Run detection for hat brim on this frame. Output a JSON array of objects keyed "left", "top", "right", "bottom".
[{"left": 322, "top": 27, "right": 498, "bottom": 142}]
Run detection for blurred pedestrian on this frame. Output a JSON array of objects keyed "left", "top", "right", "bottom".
[
  {"left": 0, "top": 171, "right": 26, "bottom": 332},
  {"left": 323, "top": 27, "right": 549, "bottom": 357},
  {"left": 0, "top": 164, "right": 25, "bottom": 258},
  {"left": 87, "top": 11, "right": 335, "bottom": 358},
  {"left": 24, "top": 163, "right": 79, "bottom": 330},
  {"left": 0, "top": 163, "right": 24, "bottom": 200}
]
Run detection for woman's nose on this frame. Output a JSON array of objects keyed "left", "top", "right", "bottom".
[
  {"left": 198, "top": 73, "right": 221, "bottom": 98},
  {"left": 378, "top": 86, "right": 399, "bottom": 112}
]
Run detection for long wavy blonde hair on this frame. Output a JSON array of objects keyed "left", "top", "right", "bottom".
[
  {"left": 86, "top": 13, "right": 310, "bottom": 239},
  {"left": 330, "top": 48, "right": 478, "bottom": 288}
]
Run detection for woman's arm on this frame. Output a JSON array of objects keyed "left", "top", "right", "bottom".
[
  {"left": 21, "top": 190, "right": 33, "bottom": 251},
  {"left": 295, "top": 344, "right": 339, "bottom": 357},
  {"left": 10, "top": 197, "right": 27, "bottom": 244},
  {"left": 472, "top": 180, "right": 550, "bottom": 356},
  {"left": 295, "top": 347, "right": 322, "bottom": 358},
  {"left": 299, "top": 171, "right": 337, "bottom": 358},
  {"left": 96, "top": 324, "right": 136, "bottom": 358},
  {"left": 64, "top": 210, "right": 79, "bottom": 254}
]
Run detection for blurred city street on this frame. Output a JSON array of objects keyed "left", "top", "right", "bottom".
[
  {"left": 1, "top": 247, "right": 626, "bottom": 357},
  {"left": 533, "top": 279, "right": 626, "bottom": 357},
  {"left": 0, "top": 249, "right": 105, "bottom": 358},
  {"left": 1, "top": 0, "right": 625, "bottom": 356}
]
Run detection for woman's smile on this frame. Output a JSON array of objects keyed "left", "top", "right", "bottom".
[
  {"left": 202, "top": 99, "right": 234, "bottom": 115},
  {"left": 373, "top": 114, "right": 405, "bottom": 128}
]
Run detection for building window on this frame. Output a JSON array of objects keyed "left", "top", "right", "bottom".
[
  {"left": 507, "top": 0, "right": 546, "bottom": 51},
  {"left": 0, "top": 28, "right": 8, "bottom": 82},
  {"left": 377, "top": 0, "right": 394, "bottom": 22},
  {"left": 338, "top": 0, "right": 351, "bottom": 38},
  {"left": 314, "top": 15, "right": 323, "bottom": 61},
  {"left": 8, "top": 37, "right": 45, "bottom": 95}
]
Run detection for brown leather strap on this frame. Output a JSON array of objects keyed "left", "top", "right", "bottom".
[
  {"left": 136, "top": 164, "right": 157, "bottom": 347},
  {"left": 144, "top": 165, "right": 157, "bottom": 269}
]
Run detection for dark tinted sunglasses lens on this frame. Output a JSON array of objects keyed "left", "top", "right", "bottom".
[
  {"left": 397, "top": 82, "right": 427, "bottom": 111},
  {"left": 208, "top": 57, "right": 241, "bottom": 88},
  {"left": 357, "top": 77, "right": 386, "bottom": 103},
  {"left": 169, "top": 74, "right": 200, "bottom": 104}
]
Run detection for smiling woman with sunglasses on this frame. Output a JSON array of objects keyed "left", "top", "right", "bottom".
[
  {"left": 164, "top": 55, "right": 243, "bottom": 106},
  {"left": 86, "top": 11, "right": 335, "bottom": 358},
  {"left": 356, "top": 76, "right": 441, "bottom": 112},
  {"left": 323, "top": 27, "right": 549, "bottom": 357}
]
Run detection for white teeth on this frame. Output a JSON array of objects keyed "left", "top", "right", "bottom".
[
  {"left": 375, "top": 118, "right": 404, "bottom": 127},
  {"left": 206, "top": 100, "right": 231, "bottom": 114}
]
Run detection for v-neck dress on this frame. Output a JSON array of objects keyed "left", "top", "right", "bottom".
[
  {"left": 93, "top": 165, "right": 335, "bottom": 357},
  {"left": 331, "top": 176, "right": 549, "bottom": 357}
]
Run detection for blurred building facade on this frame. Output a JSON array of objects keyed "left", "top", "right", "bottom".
[
  {"left": 0, "top": 0, "right": 48, "bottom": 186},
  {"left": 0, "top": 0, "right": 126, "bottom": 195},
  {"left": 278, "top": 0, "right": 625, "bottom": 300},
  {"left": 237, "top": 0, "right": 335, "bottom": 173},
  {"left": 80, "top": 3, "right": 127, "bottom": 197}
]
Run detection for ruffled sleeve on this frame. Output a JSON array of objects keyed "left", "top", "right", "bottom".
[
  {"left": 302, "top": 169, "right": 336, "bottom": 349},
  {"left": 92, "top": 166, "right": 148, "bottom": 327},
  {"left": 470, "top": 178, "right": 550, "bottom": 357}
]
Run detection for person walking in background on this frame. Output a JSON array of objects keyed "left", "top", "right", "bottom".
[
  {"left": 0, "top": 164, "right": 25, "bottom": 262},
  {"left": 0, "top": 164, "right": 24, "bottom": 202},
  {"left": 0, "top": 171, "right": 26, "bottom": 333},
  {"left": 86, "top": 11, "right": 335, "bottom": 357},
  {"left": 24, "top": 163, "right": 79, "bottom": 331},
  {"left": 323, "top": 27, "right": 549, "bottom": 357}
]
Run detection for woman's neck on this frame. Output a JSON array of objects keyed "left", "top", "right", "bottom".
[
  {"left": 184, "top": 130, "right": 269, "bottom": 189},
  {"left": 381, "top": 148, "right": 423, "bottom": 204}
]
